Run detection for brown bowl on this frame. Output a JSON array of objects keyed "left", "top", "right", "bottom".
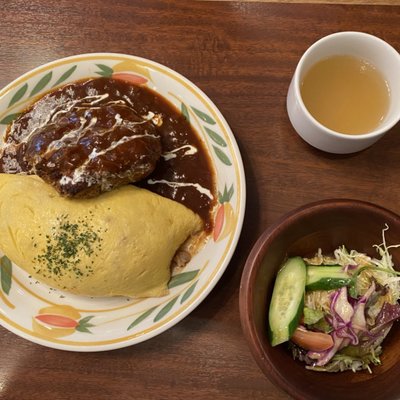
[{"left": 239, "top": 199, "right": 400, "bottom": 400}]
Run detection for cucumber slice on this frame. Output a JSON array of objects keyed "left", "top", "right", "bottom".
[
  {"left": 306, "top": 265, "right": 352, "bottom": 291},
  {"left": 268, "top": 257, "right": 306, "bottom": 347}
]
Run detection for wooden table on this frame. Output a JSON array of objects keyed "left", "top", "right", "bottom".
[{"left": 0, "top": 1, "right": 400, "bottom": 399}]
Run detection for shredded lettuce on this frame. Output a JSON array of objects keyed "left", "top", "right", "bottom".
[{"left": 307, "top": 348, "right": 382, "bottom": 373}]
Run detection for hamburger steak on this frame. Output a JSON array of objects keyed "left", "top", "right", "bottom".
[{"left": 0, "top": 78, "right": 162, "bottom": 198}]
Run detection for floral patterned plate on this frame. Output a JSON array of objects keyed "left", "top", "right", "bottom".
[{"left": 0, "top": 53, "right": 245, "bottom": 351}]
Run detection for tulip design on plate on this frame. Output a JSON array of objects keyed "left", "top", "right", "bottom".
[
  {"left": 213, "top": 184, "right": 235, "bottom": 242},
  {"left": 32, "top": 305, "right": 95, "bottom": 339},
  {"left": 95, "top": 60, "right": 151, "bottom": 85}
]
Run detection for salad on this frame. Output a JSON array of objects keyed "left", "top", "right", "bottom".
[{"left": 268, "top": 227, "right": 400, "bottom": 373}]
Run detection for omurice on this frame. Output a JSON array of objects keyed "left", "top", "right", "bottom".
[{"left": 0, "top": 174, "right": 203, "bottom": 298}]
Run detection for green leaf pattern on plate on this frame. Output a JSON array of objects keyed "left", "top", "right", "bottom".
[
  {"left": 218, "top": 183, "right": 234, "bottom": 204},
  {"left": 181, "top": 102, "right": 190, "bottom": 122},
  {"left": 205, "top": 127, "right": 227, "bottom": 147},
  {"left": 52, "top": 65, "right": 77, "bottom": 87},
  {"left": 168, "top": 269, "right": 199, "bottom": 289},
  {"left": 126, "top": 270, "right": 200, "bottom": 329},
  {"left": 95, "top": 64, "right": 114, "bottom": 77},
  {"left": 127, "top": 306, "right": 158, "bottom": 331},
  {"left": 1, "top": 65, "right": 79, "bottom": 125},
  {"left": 213, "top": 146, "right": 232, "bottom": 166},
  {"left": 180, "top": 280, "right": 198, "bottom": 304},
  {"left": 154, "top": 296, "right": 179, "bottom": 323},
  {"left": 76, "top": 315, "right": 95, "bottom": 333},
  {"left": 3, "top": 67, "right": 79, "bottom": 122},
  {"left": 30, "top": 71, "right": 53, "bottom": 97},
  {"left": 1, "top": 256, "right": 12, "bottom": 295},
  {"left": 191, "top": 106, "right": 216, "bottom": 125},
  {"left": 182, "top": 104, "right": 232, "bottom": 166},
  {"left": 0, "top": 113, "right": 21, "bottom": 125},
  {"left": 8, "top": 83, "right": 28, "bottom": 108}
]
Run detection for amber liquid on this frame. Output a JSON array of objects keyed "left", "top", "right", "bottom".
[{"left": 300, "top": 55, "right": 390, "bottom": 135}]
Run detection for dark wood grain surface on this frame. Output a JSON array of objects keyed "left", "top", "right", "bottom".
[{"left": 0, "top": 1, "right": 400, "bottom": 399}]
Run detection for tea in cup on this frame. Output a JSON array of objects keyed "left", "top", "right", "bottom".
[{"left": 287, "top": 32, "right": 400, "bottom": 154}]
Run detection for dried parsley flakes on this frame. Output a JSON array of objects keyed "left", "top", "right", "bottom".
[{"left": 34, "top": 213, "right": 103, "bottom": 279}]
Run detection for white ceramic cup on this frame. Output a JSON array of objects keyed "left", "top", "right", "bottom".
[{"left": 287, "top": 31, "right": 400, "bottom": 154}]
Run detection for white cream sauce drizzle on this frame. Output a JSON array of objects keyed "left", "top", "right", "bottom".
[
  {"left": 44, "top": 111, "right": 154, "bottom": 158},
  {"left": 45, "top": 116, "right": 98, "bottom": 153},
  {"left": 88, "top": 133, "right": 159, "bottom": 160},
  {"left": 123, "top": 95, "right": 135, "bottom": 108},
  {"left": 10, "top": 94, "right": 110, "bottom": 146},
  {"left": 162, "top": 145, "right": 197, "bottom": 161},
  {"left": 4, "top": 84, "right": 212, "bottom": 201},
  {"left": 58, "top": 132, "right": 160, "bottom": 187},
  {"left": 11, "top": 93, "right": 150, "bottom": 147},
  {"left": 4, "top": 87, "right": 163, "bottom": 180},
  {"left": 147, "top": 179, "right": 214, "bottom": 200}
]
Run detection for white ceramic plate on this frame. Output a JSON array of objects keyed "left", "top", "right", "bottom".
[{"left": 0, "top": 53, "right": 245, "bottom": 351}]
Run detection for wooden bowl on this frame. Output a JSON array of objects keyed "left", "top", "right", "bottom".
[{"left": 239, "top": 199, "right": 400, "bottom": 400}]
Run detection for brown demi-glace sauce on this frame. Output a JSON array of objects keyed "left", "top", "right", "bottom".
[
  {"left": 1, "top": 77, "right": 216, "bottom": 232},
  {"left": 134, "top": 83, "right": 216, "bottom": 232}
]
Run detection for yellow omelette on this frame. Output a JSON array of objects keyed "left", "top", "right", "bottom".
[{"left": 0, "top": 174, "right": 202, "bottom": 298}]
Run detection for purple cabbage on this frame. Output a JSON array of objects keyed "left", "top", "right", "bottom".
[{"left": 307, "top": 284, "right": 376, "bottom": 366}]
